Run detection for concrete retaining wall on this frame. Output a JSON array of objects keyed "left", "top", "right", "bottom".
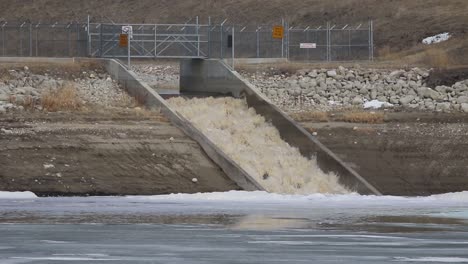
[
  {"left": 180, "top": 59, "right": 381, "bottom": 195},
  {"left": 100, "top": 58, "right": 264, "bottom": 192}
]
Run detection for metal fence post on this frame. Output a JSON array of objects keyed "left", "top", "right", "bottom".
[
  {"left": 256, "top": 26, "right": 259, "bottom": 58},
  {"left": 281, "top": 18, "right": 284, "bottom": 58},
  {"left": 326, "top": 21, "right": 330, "bottom": 62},
  {"left": 286, "top": 22, "right": 290, "bottom": 60},
  {"left": 29, "top": 23, "right": 32, "bottom": 56},
  {"left": 87, "top": 15, "right": 90, "bottom": 56},
  {"left": 207, "top": 16, "right": 211, "bottom": 58},
  {"left": 348, "top": 28, "right": 351, "bottom": 60},
  {"left": 1, "top": 24, "right": 4, "bottom": 56},
  {"left": 67, "top": 25, "right": 71, "bottom": 57},
  {"left": 99, "top": 23, "right": 103, "bottom": 57},
  {"left": 154, "top": 24, "right": 157, "bottom": 58},
  {"left": 196, "top": 16, "right": 200, "bottom": 57},
  {"left": 19, "top": 25, "right": 22, "bottom": 56},
  {"left": 232, "top": 26, "right": 235, "bottom": 69},
  {"left": 220, "top": 24, "right": 223, "bottom": 59},
  {"left": 370, "top": 20, "right": 374, "bottom": 61}
]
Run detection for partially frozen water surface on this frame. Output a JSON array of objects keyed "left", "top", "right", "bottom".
[{"left": 1, "top": 191, "right": 468, "bottom": 263}]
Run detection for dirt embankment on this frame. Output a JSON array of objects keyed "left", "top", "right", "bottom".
[
  {"left": 0, "top": 110, "right": 238, "bottom": 196},
  {"left": 299, "top": 112, "right": 468, "bottom": 196},
  {"left": 0, "top": 62, "right": 238, "bottom": 196}
]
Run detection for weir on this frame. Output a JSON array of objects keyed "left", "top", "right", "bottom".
[
  {"left": 101, "top": 57, "right": 380, "bottom": 195},
  {"left": 178, "top": 59, "right": 381, "bottom": 195}
]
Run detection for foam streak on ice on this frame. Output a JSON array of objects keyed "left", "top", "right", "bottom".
[{"left": 168, "top": 97, "right": 349, "bottom": 194}]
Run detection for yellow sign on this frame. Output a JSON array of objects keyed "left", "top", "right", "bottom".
[
  {"left": 272, "top": 26, "right": 284, "bottom": 39},
  {"left": 119, "top": 34, "right": 128, "bottom": 47}
]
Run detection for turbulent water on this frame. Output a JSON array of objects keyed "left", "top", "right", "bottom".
[{"left": 168, "top": 97, "right": 348, "bottom": 194}]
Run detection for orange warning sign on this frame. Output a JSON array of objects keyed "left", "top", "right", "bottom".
[
  {"left": 272, "top": 26, "right": 284, "bottom": 39},
  {"left": 119, "top": 34, "right": 128, "bottom": 47}
]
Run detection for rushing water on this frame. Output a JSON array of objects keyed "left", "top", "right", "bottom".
[
  {"left": 168, "top": 97, "right": 348, "bottom": 194},
  {"left": 1, "top": 191, "right": 468, "bottom": 263}
]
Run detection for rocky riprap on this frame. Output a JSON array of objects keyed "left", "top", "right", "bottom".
[
  {"left": 241, "top": 66, "right": 468, "bottom": 113},
  {"left": 0, "top": 66, "right": 129, "bottom": 113},
  {"left": 131, "top": 64, "right": 179, "bottom": 90}
]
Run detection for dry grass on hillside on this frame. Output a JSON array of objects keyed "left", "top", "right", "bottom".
[
  {"left": 290, "top": 111, "right": 329, "bottom": 122},
  {"left": 339, "top": 111, "right": 385, "bottom": 124},
  {"left": 41, "top": 83, "right": 82, "bottom": 112},
  {"left": 290, "top": 110, "right": 385, "bottom": 124}
]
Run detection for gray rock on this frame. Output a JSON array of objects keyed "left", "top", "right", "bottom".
[
  {"left": 435, "top": 85, "right": 448, "bottom": 93},
  {"left": 351, "top": 96, "right": 364, "bottom": 105},
  {"left": 461, "top": 103, "right": 468, "bottom": 113},
  {"left": 359, "top": 87, "right": 368, "bottom": 95},
  {"left": 377, "top": 96, "right": 387, "bottom": 102},
  {"left": 456, "top": 96, "right": 468, "bottom": 104},
  {"left": 389, "top": 96, "right": 399, "bottom": 104},
  {"left": 399, "top": 95, "right": 415, "bottom": 105},
  {"left": 326, "top": 70, "right": 337, "bottom": 77},
  {"left": 435, "top": 102, "right": 451, "bottom": 112},
  {"left": 39, "top": 79, "right": 58, "bottom": 90},
  {"left": 416, "top": 87, "right": 442, "bottom": 101},
  {"left": 14, "top": 88, "right": 26, "bottom": 94},
  {"left": 389, "top": 70, "right": 404, "bottom": 78},
  {"left": 370, "top": 89, "right": 377, "bottom": 100},
  {"left": 0, "top": 93, "right": 10, "bottom": 101}
]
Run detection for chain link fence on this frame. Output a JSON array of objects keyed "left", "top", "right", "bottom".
[
  {"left": 0, "top": 20, "right": 373, "bottom": 61},
  {"left": 0, "top": 22, "right": 88, "bottom": 57}
]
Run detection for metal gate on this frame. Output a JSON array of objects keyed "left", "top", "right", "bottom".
[{"left": 89, "top": 22, "right": 209, "bottom": 58}]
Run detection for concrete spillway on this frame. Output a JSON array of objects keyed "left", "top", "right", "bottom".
[
  {"left": 178, "top": 59, "right": 381, "bottom": 195},
  {"left": 102, "top": 58, "right": 381, "bottom": 195},
  {"left": 167, "top": 96, "right": 349, "bottom": 195}
]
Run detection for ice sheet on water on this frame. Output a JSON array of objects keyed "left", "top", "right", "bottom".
[
  {"left": 0, "top": 191, "right": 37, "bottom": 199},
  {"left": 394, "top": 257, "right": 468, "bottom": 263},
  {"left": 127, "top": 190, "right": 468, "bottom": 205}
]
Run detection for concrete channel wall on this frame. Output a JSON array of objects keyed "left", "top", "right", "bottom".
[
  {"left": 180, "top": 59, "right": 382, "bottom": 195},
  {"left": 100, "top": 59, "right": 264, "bottom": 192}
]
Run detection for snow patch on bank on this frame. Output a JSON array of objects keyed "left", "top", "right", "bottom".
[
  {"left": 0, "top": 191, "right": 37, "bottom": 199},
  {"left": 363, "top": 100, "right": 394, "bottom": 109},
  {"left": 422, "top": 32, "right": 451, "bottom": 45}
]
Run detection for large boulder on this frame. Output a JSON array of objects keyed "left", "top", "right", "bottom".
[
  {"left": 326, "top": 70, "right": 337, "bottom": 78},
  {"left": 456, "top": 96, "right": 468, "bottom": 104},
  {"left": 416, "top": 87, "right": 443, "bottom": 101},
  {"left": 399, "top": 95, "right": 415, "bottom": 106},
  {"left": 435, "top": 102, "right": 451, "bottom": 112},
  {"left": 461, "top": 103, "right": 468, "bottom": 113}
]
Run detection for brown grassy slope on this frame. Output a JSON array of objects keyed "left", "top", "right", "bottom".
[{"left": 0, "top": 0, "right": 467, "bottom": 62}]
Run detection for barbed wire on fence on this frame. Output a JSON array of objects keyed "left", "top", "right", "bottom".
[{"left": 0, "top": 18, "right": 374, "bottom": 61}]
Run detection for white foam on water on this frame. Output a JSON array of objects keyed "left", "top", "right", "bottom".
[
  {"left": 394, "top": 257, "right": 468, "bottom": 263},
  {"left": 0, "top": 191, "right": 37, "bottom": 199},
  {"left": 167, "top": 97, "right": 349, "bottom": 195}
]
